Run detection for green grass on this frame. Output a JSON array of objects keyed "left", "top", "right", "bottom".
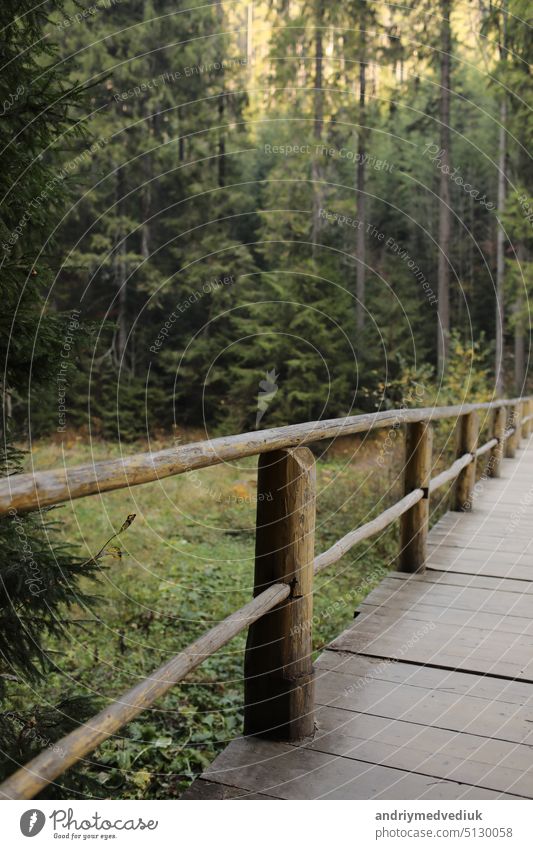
[{"left": 14, "top": 435, "right": 432, "bottom": 798}]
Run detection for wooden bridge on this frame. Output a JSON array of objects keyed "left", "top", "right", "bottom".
[{"left": 1, "top": 396, "right": 532, "bottom": 800}]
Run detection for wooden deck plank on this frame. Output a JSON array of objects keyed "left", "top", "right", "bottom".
[
  {"left": 329, "top": 618, "right": 533, "bottom": 680},
  {"left": 314, "top": 651, "right": 533, "bottom": 705},
  {"left": 314, "top": 662, "right": 533, "bottom": 743},
  {"left": 428, "top": 559, "right": 533, "bottom": 582},
  {"left": 358, "top": 602, "right": 533, "bottom": 636},
  {"left": 427, "top": 535, "right": 533, "bottom": 554},
  {"left": 202, "top": 737, "right": 523, "bottom": 800},
  {"left": 363, "top": 577, "right": 533, "bottom": 617},
  {"left": 390, "top": 569, "right": 533, "bottom": 594}
]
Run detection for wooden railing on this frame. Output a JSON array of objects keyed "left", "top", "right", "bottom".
[{"left": 0, "top": 396, "right": 532, "bottom": 799}]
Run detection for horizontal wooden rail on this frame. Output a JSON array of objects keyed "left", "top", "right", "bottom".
[
  {"left": 314, "top": 489, "right": 424, "bottom": 574},
  {"left": 1, "top": 398, "right": 529, "bottom": 516},
  {"left": 475, "top": 437, "right": 498, "bottom": 458},
  {"left": 0, "top": 582, "right": 290, "bottom": 800},
  {"left": 429, "top": 453, "right": 473, "bottom": 494}
]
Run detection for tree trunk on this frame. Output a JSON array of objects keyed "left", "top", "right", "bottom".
[
  {"left": 514, "top": 244, "right": 525, "bottom": 394},
  {"left": 141, "top": 118, "right": 153, "bottom": 261},
  {"left": 114, "top": 168, "right": 128, "bottom": 369},
  {"left": 356, "top": 14, "right": 366, "bottom": 335},
  {"left": 514, "top": 297, "right": 524, "bottom": 394},
  {"left": 115, "top": 240, "right": 128, "bottom": 368},
  {"left": 311, "top": 0, "right": 324, "bottom": 256},
  {"left": 495, "top": 1, "right": 507, "bottom": 397},
  {"left": 437, "top": 0, "right": 452, "bottom": 375},
  {"left": 178, "top": 106, "right": 185, "bottom": 162},
  {"left": 216, "top": 0, "right": 225, "bottom": 188}
]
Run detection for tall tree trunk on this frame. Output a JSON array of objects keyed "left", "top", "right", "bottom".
[
  {"left": 115, "top": 240, "right": 128, "bottom": 367},
  {"left": 178, "top": 106, "right": 185, "bottom": 162},
  {"left": 114, "top": 241, "right": 128, "bottom": 368},
  {"left": 514, "top": 296, "right": 524, "bottom": 394},
  {"left": 311, "top": 0, "right": 324, "bottom": 256},
  {"left": 495, "top": 1, "right": 507, "bottom": 397},
  {"left": 114, "top": 168, "right": 129, "bottom": 370},
  {"left": 514, "top": 244, "right": 525, "bottom": 394},
  {"left": 437, "top": 0, "right": 452, "bottom": 375},
  {"left": 216, "top": 0, "right": 226, "bottom": 188},
  {"left": 141, "top": 191, "right": 151, "bottom": 260},
  {"left": 356, "top": 9, "right": 367, "bottom": 335},
  {"left": 218, "top": 101, "right": 226, "bottom": 188},
  {"left": 141, "top": 116, "right": 153, "bottom": 261}
]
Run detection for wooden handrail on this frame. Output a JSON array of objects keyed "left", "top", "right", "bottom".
[
  {"left": 475, "top": 437, "right": 498, "bottom": 458},
  {"left": 314, "top": 488, "right": 424, "bottom": 574},
  {"left": 1, "top": 398, "right": 529, "bottom": 516},
  {"left": 429, "top": 452, "right": 473, "bottom": 494},
  {"left": 0, "top": 397, "right": 530, "bottom": 800}
]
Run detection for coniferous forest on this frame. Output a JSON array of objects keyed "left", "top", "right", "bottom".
[{"left": 0, "top": 0, "right": 532, "bottom": 812}]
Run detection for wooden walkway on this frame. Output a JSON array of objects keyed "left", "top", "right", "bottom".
[{"left": 186, "top": 437, "right": 533, "bottom": 800}]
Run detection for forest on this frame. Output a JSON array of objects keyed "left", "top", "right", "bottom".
[{"left": 0, "top": 0, "right": 532, "bottom": 805}]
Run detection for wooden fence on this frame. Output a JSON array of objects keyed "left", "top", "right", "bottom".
[{"left": 0, "top": 396, "right": 532, "bottom": 799}]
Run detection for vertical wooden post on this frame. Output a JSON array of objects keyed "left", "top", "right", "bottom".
[
  {"left": 453, "top": 411, "right": 478, "bottom": 511},
  {"left": 505, "top": 403, "right": 521, "bottom": 458},
  {"left": 244, "top": 447, "right": 316, "bottom": 740},
  {"left": 520, "top": 399, "right": 529, "bottom": 439},
  {"left": 399, "top": 422, "right": 432, "bottom": 573},
  {"left": 516, "top": 401, "right": 527, "bottom": 440},
  {"left": 489, "top": 405, "right": 506, "bottom": 478},
  {"left": 522, "top": 401, "right": 533, "bottom": 439}
]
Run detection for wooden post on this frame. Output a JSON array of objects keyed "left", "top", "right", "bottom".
[
  {"left": 520, "top": 401, "right": 526, "bottom": 439},
  {"left": 399, "top": 422, "right": 432, "bottom": 573},
  {"left": 244, "top": 447, "right": 316, "bottom": 740},
  {"left": 453, "top": 411, "right": 478, "bottom": 511},
  {"left": 505, "top": 403, "right": 521, "bottom": 458},
  {"left": 489, "top": 405, "right": 506, "bottom": 478},
  {"left": 521, "top": 399, "right": 530, "bottom": 439}
]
